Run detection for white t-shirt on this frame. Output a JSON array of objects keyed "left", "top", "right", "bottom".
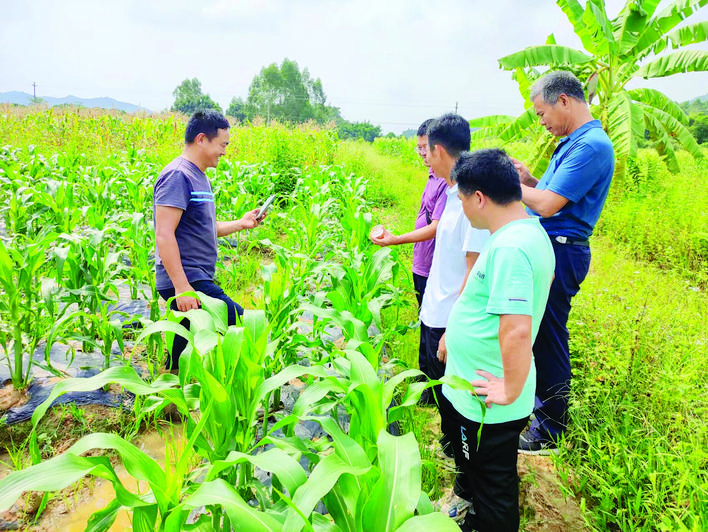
[{"left": 420, "top": 184, "right": 489, "bottom": 328}]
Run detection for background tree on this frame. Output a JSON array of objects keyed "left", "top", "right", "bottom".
[
  {"left": 689, "top": 113, "right": 708, "bottom": 143},
  {"left": 226, "top": 97, "right": 247, "bottom": 122},
  {"left": 336, "top": 120, "right": 381, "bottom": 142},
  {"left": 244, "top": 59, "right": 340, "bottom": 123},
  {"left": 172, "top": 78, "right": 222, "bottom": 115},
  {"left": 470, "top": 0, "right": 708, "bottom": 178}
]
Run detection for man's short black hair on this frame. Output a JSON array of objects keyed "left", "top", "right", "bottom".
[
  {"left": 453, "top": 148, "right": 522, "bottom": 205},
  {"left": 427, "top": 114, "right": 471, "bottom": 158},
  {"left": 417, "top": 118, "right": 434, "bottom": 137},
  {"left": 185, "top": 110, "right": 230, "bottom": 144}
]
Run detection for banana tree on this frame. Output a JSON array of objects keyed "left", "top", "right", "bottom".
[{"left": 472, "top": 0, "right": 708, "bottom": 178}]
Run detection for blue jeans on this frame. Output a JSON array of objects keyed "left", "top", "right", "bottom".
[
  {"left": 158, "top": 280, "right": 243, "bottom": 369},
  {"left": 529, "top": 241, "right": 591, "bottom": 441}
]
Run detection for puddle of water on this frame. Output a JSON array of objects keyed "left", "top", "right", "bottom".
[{"left": 38, "top": 424, "right": 185, "bottom": 531}]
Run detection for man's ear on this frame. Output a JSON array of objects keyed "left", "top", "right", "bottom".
[
  {"left": 475, "top": 190, "right": 486, "bottom": 208},
  {"left": 194, "top": 132, "right": 207, "bottom": 145}
]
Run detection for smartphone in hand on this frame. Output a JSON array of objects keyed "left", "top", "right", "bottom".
[{"left": 256, "top": 194, "right": 277, "bottom": 220}]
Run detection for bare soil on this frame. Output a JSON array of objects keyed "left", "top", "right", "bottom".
[{"left": 519, "top": 454, "right": 589, "bottom": 531}]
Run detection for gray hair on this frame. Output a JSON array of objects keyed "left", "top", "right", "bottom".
[{"left": 529, "top": 71, "right": 586, "bottom": 105}]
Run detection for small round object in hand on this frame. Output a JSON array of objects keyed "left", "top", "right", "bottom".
[{"left": 370, "top": 224, "right": 385, "bottom": 239}]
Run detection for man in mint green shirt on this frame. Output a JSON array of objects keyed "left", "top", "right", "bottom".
[{"left": 439, "top": 149, "right": 555, "bottom": 532}]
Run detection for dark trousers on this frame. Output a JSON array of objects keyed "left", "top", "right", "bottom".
[
  {"left": 412, "top": 272, "right": 428, "bottom": 310},
  {"left": 419, "top": 322, "right": 452, "bottom": 442},
  {"left": 530, "top": 241, "right": 591, "bottom": 441},
  {"left": 439, "top": 392, "right": 528, "bottom": 532},
  {"left": 158, "top": 279, "right": 243, "bottom": 369},
  {"left": 419, "top": 322, "right": 446, "bottom": 388}
]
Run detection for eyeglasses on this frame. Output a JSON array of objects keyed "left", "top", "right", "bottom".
[{"left": 415, "top": 146, "right": 428, "bottom": 154}]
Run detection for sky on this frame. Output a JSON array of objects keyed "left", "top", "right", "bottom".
[{"left": 1, "top": 0, "right": 707, "bottom": 134}]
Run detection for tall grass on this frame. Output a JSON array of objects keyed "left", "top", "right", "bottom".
[
  {"left": 566, "top": 238, "right": 708, "bottom": 531},
  {"left": 597, "top": 149, "right": 708, "bottom": 287}
]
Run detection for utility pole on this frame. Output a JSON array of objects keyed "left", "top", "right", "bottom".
[
  {"left": 32, "top": 82, "right": 38, "bottom": 100},
  {"left": 455, "top": 101, "right": 458, "bottom": 114}
]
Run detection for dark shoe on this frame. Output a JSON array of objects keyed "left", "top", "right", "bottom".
[{"left": 518, "top": 430, "right": 558, "bottom": 456}]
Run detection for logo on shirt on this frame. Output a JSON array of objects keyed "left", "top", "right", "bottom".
[{"left": 475, "top": 271, "right": 486, "bottom": 280}]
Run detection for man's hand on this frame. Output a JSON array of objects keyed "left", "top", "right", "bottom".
[
  {"left": 437, "top": 333, "right": 447, "bottom": 363},
  {"left": 240, "top": 208, "right": 263, "bottom": 230},
  {"left": 511, "top": 157, "right": 537, "bottom": 187},
  {"left": 371, "top": 229, "right": 399, "bottom": 246},
  {"left": 470, "top": 369, "right": 512, "bottom": 408},
  {"left": 175, "top": 289, "right": 200, "bottom": 312}
]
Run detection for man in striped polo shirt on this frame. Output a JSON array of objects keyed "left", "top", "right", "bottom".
[{"left": 153, "top": 110, "right": 262, "bottom": 370}]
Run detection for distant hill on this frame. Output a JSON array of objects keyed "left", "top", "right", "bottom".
[
  {"left": 681, "top": 93, "right": 708, "bottom": 115},
  {"left": 0, "top": 91, "right": 150, "bottom": 113}
]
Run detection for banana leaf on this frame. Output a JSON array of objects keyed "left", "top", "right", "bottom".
[{"left": 498, "top": 45, "right": 593, "bottom": 70}]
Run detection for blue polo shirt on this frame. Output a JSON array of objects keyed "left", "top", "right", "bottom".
[
  {"left": 153, "top": 157, "right": 218, "bottom": 290},
  {"left": 527, "top": 120, "right": 614, "bottom": 240}
]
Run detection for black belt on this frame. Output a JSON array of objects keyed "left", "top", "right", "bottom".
[{"left": 553, "top": 236, "right": 589, "bottom": 246}]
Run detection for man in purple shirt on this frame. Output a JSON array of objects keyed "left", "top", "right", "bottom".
[
  {"left": 371, "top": 119, "right": 447, "bottom": 306},
  {"left": 153, "top": 110, "right": 262, "bottom": 370},
  {"left": 371, "top": 119, "right": 447, "bottom": 404}
]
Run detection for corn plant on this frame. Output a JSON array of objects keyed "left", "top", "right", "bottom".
[
  {"left": 0, "top": 233, "right": 54, "bottom": 389},
  {"left": 0, "top": 294, "right": 324, "bottom": 530}
]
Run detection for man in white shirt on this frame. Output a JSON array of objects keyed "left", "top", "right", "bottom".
[{"left": 419, "top": 114, "right": 489, "bottom": 457}]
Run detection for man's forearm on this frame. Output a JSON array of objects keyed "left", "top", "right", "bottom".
[
  {"left": 216, "top": 220, "right": 245, "bottom": 237},
  {"left": 392, "top": 222, "right": 437, "bottom": 245},
  {"left": 156, "top": 233, "right": 191, "bottom": 292},
  {"left": 498, "top": 315, "right": 533, "bottom": 403},
  {"left": 521, "top": 184, "right": 568, "bottom": 218}
]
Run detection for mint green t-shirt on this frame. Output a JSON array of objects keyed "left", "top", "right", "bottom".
[{"left": 442, "top": 217, "right": 555, "bottom": 424}]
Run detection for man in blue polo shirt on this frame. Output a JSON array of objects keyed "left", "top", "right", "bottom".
[{"left": 513, "top": 71, "right": 615, "bottom": 454}]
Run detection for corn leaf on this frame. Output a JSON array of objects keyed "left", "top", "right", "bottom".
[
  {"left": 31, "top": 365, "right": 179, "bottom": 426},
  {"left": 178, "top": 479, "right": 284, "bottom": 531},
  {"left": 361, "top": 431, "right": 421, "bottom": 531},
  {"left": 284, "top": 452, "right": 371, "bottom": 531},
  {"left": 395, "top": 513, "right": 461, "bottom": 532},
  {"left": 0, "top": 433, "right": 166, "bottom": 514}
]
